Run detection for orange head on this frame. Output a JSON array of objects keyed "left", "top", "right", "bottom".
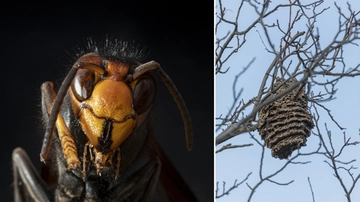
[{"left": 69, "top": 53, "right": 156, "bottom": 154}]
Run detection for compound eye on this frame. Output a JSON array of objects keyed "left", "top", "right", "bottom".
[
  {"left": 133, "top": 77, "right": 156, "bottom": 114},
  {"left": 71, "top": 69, "right": 95, "bottom": 101}
]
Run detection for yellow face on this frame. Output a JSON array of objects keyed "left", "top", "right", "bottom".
[
  {"left": 75, "top": 79, "right": 136, "bottom": 153},
  {"left": 69, "top": 53, "right": 155, "bottom": 154}
]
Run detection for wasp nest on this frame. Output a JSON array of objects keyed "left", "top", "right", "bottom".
[{"left": 258, "top": 78, "right": 314, "bottom": 159}]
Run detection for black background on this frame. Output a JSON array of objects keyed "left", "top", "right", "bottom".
[{"left": 1, "top": 2, "right": 213, "bottom": 202}]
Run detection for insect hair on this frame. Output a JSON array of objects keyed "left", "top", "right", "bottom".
[{"left": 64, "top": 36, "right": 149, "bottom": 68}]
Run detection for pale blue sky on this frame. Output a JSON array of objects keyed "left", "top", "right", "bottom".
[{"left": 216, "top": 1, "right": 360, "bottom": 201}]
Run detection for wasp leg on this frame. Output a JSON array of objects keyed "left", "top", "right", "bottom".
[
  {"left": 12, "top": 147, "right": 50, "bottom": 202},
  {"left": 107, "top": 157, "right": 161, "bottom": 202},
  {"left": 41, "top": 82, "right": 80, "bottom": 169}
]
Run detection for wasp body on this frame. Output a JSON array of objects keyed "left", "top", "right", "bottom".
[{"left": 12, "top": 39, "right": 196, "bottom": 201}]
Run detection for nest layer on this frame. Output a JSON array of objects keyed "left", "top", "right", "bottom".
[{"left": 258, "top": 78, "right": 314, "bottom": 159}]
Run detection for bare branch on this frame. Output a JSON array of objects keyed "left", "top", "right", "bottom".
[
  {"left": 216, "top": 143, "right": 254, "bottom": 153},
  {"left": 216, "top": 172, "right": 252, "bottom": 198},
  {"left": 308, "top": 177, "right": 316, "bottom": 202}
]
